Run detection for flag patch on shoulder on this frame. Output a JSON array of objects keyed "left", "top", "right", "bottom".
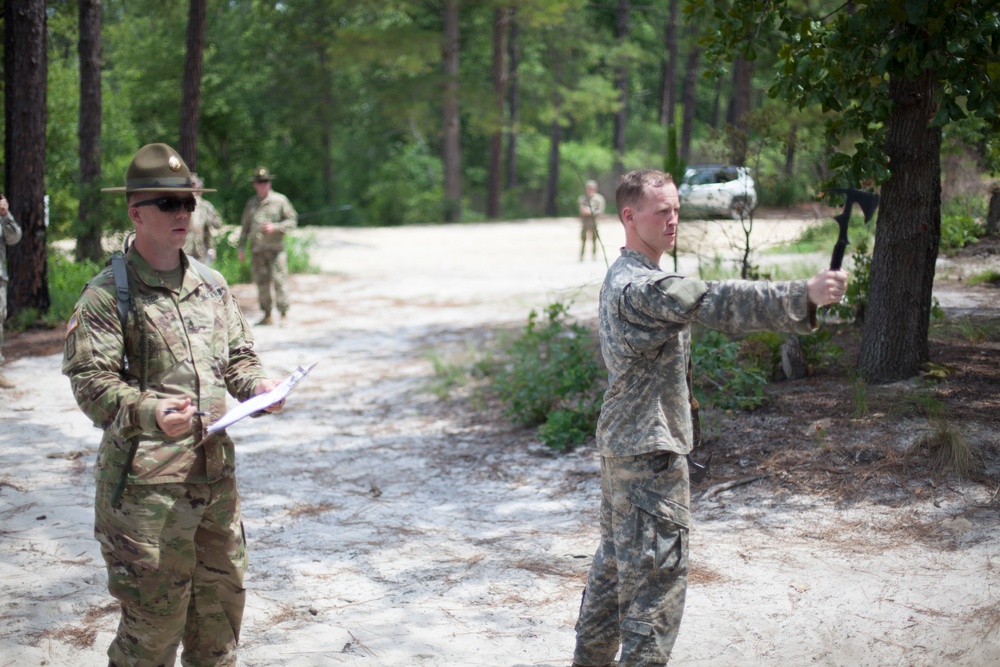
[{"left": 66, "top": 311, "right": 79, "bottom": 337}]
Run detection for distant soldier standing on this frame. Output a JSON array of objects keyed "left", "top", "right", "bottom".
[
  {"left": 578, "top": 179, "right": 606, "bottom": 261},
  {"left": 63, "top": 143, "right": 285, "bottom": 666},
  {"left": 0, "top": 192, "right": 23, "bottom": 389},
  {"left": 182, "top": 173, "right": 223, "bottom": 264},
  {"left": 238, "top": 166, "right": 297, "bottom": 325},
  {"left": 571, "top": 169, "right": 848, "bottom": 666}
]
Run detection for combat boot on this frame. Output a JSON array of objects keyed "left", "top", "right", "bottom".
[
  {"left": 257, "top": 312, "right": 273, "bottom": 326},
  {"left": 0, "top": 373, "right": 13, "bottom": 389}
]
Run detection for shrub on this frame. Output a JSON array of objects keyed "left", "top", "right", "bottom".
[
  {"left": 493, "top": 301, "right": 603, "bottom": 450},
  {"left": 691, "top": 328, "right": 769, "bottom": 411},
  {"left": 939, "top": 213, "right": 983, "bottom": 254}
]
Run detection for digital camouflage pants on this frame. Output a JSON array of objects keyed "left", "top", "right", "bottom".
[
  {"left": 250, "top": 247, "right": 289, "bottom": 316},
  {"left": 574, "top": 451, "right": 690, "bottom": 667},
  {"left": 94, "top": 476, "right": 248, "bottom": 667}
]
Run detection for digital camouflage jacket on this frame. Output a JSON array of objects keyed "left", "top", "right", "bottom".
[
  {"left": 63, "top": 247, "right": 268, "bottom": 484},
  {"left": 597, "top": 248, "right": 817, "bottom": 458}
]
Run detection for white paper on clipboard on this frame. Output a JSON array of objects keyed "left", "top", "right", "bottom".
[{"left": 207, "top": 362, "right": 318, "bottom": 434}]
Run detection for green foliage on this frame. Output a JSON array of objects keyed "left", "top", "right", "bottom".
[
  {"left": 493, "top": 302, "right": 603, "bottom": 450},
  {"left": 364, "top": 143, "right": 445, "bottom": 225},
  {"left": 211, "top": 230, "right": 317, "bottom": 286},
  {"left": 828, "top": 237, "right": 873, "bottom": 323},
  {"left": 691, "top": 328, "right": 769, "bottom": 411},
  {"left": 7, "top": 247, "right": 104, "bottom": 331},
  {"left": 938, "top": 214, "right": 984, "bottom": 254},
  {"left": 966, "top": 270, "right": 1000, "bottom": 288}
]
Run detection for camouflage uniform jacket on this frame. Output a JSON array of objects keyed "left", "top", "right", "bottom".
[
  {"left": 62, "top": 247, "right": 268, "bottom": 484},
  {"left": 1, "top": 211, "right": 23, "bottom": 281},
  {"left": 182, "top": 197, "right": 223, "bottom": 262},
  {"left": 578, "top": 192, "right": 606, "bottom": 218},
  {"left": 238, "top": 190, "right": 297, "bottom": 254},
  {"left": 597, "top": 248, "right": 817, "bottom": 458}
]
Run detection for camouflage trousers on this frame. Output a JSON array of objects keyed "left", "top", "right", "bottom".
[
  {"left": 94, "top": 476, "right": 248, "bottom": 667},
  {"left": 250, "top": 248, "right": 289, "bottom": 316},
  {"left": 574, "top": 451, "right": 690, "bottom": 667},
  {"left": 580, "top": 217, "right": 599, "bottom": 259}
]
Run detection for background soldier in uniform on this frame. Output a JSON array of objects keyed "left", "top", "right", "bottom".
[
  {"left": 571, "top": 169, "right": 848, "bottom": 666},
  {"left": 63, "top": 143, "right": 285, "bottom": 667},
  {"left": 182, "top": 173, "right": 223, "bottom": 264},
  {"left": 578, "top": 179, "right": 606, "bottom": 261},
  {"left": 238, "top": 166, "right": 297, "bottom": 325},
  {"left": 0, "top": 192, "right": 23, "bottom": 389}
]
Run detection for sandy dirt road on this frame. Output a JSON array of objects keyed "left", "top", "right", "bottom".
[{"left": 1, "top": 215, "right": 997, "bottom": 666}]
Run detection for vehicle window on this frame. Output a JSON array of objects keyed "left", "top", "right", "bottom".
[
  {"left": 689, "top": 170, "right": 715, "bottom": 186},
  {"left": 718, "top": 168, "right": 738, "bottom": 183}
]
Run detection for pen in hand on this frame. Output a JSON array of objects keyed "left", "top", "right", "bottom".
[{"left": 162, "top": 409, "right": 209, "bottom": 416}]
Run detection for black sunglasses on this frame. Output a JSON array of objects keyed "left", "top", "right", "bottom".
[{"left": 131, "top": 196, "right": 197, "bottom": 213}]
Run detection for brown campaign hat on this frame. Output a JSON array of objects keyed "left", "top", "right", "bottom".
[
  {"left": 252, "top": 166, "right": 275, "bottom": 182},
  {"left": 102, "top": 143, "right": 215, "bottom": 193}
]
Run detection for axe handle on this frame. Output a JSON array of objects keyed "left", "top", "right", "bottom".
[{"left": 830, "top": 240, "right": 847, "bottom": 271}]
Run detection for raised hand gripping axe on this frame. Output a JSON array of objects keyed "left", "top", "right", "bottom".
[{"left": 827, "top": 188, "right": 879, "bottom": 270}]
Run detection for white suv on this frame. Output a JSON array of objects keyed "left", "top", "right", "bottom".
[{"left": 677, "top": 165, "right": 758, "bottom": 219}]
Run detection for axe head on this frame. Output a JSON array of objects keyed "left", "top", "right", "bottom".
[{"left": 829, "top": 188, "right": 880, "bottom": 225}]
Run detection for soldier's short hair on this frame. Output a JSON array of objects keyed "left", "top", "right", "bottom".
[{"left": 616, "top": 170, "right": 674, "bottom": 221}]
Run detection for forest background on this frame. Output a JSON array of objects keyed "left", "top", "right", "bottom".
[{"left": 1, "top": 0, "right": 999, "bottom": 385}]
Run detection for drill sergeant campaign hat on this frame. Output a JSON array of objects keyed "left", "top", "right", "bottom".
[
  {"left": 102, "top": 143, "right": 215, "bottom": 194},
  {"left": 252, "top": 166, "right": 275, "bottom": 182}
]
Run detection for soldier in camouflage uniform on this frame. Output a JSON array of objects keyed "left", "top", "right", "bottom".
[
  {"left": 572, "top": 170, "right": 848, "bottom": 666},
  {"left": 238, "top": 167, "right": 297, "bottom": 325},
  {"left": 0, "top": 192, "right": 23, "bottom": 389},
  {"left": 578, "top": 180, "right": 606, "bottom": 261},
  {"left": 182, "top": 173, "right": 223, "bottom": 264},
  {"left": 62, "top": 143, "right": 285, "bottom": 667}
]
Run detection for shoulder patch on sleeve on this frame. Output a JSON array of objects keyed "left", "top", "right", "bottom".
[
  {"left": 66, "top": 311, "right": 80, "bottom": 337},
  {"left": 662, "top": 278, "right": 709, "bottom": 312}
]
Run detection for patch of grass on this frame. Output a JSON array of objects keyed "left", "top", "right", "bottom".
[
  {"left": 930, "top": 316, "right": 1000, "bottom": 343},
  {"left": 966, "top": 269, "right": 1000, "bottom": 287},
  {"left": 913, "top": 421, "right": 982, "bottom": 480},
  {"left": 768, "top": 216, "right": 874, "bottom": 255}
]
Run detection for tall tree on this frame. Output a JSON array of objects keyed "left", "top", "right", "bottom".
[
  {"left": 442, "top": 0, "right": 462, "bottom": 221},
  {"left": 698, "top": 0, "right": 1000, "bottom": 383},
  {"left": 487, "top": 6, "right": 509, "bottom": 219},
  {"left": 659, "top": 0, "right": 678, "bottom": 128},
  {"left": 725, "top": 56, "right": 753, "bottom": 165},
  {"left": 180, "top": 0, "right": 207, "bottom": 170},
  {"left": 4, "top": 0, "right": 49, "bottom": 319},
  {"left": 611, "top": 0, "right": 630, "bottom": 177},
  {"left": 679, "top": 43, "right": 700, "bottom": 161},
  {"left": 77, "top": 0, "right": 103, "bottom": 263},
  {"left": 505, "top": 11, "right": 520, "bottom": 190}
]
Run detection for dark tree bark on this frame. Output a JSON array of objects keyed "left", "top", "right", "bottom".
[
  {"left": 505, "top": 13, "right": 520, "bottom": 191},
  {"left": 784, "top": 123, "right": 797, "bottom": 177},
  {"left": 858, "top": 69, "right": 941, "bottom": 382},
  {"left": 442, "top": 0, "right": 462, "bottom": 222},
  {"left": 726, "top": 56, "right": 754, "bottom": 165},
  {"left": 180, "top": 0, "right": 207, "bottom": 170},
  {"left": 612, "top": 0, "right": 630, "bottom": 178},
  {"left": 680, "top": 44, "right": 700, "bottom": 162},
  {"left": 544, "top": 119, "right": 561, "bottom": 217},
  {"left": 77, "top": 0, "right": 103, "bottom": 263},
  {"left": 986, "top": 185, "right": 1000, "bottom": 236},
  {"left": 659, "top": 0, "right": 678, "bottom": 128},
  {"left": 4, "top": 0, "right": 49, "bottom": 320},
  {"left": 317, "top": 46, "right": 334, "bottom": 207},
  {"left": 487, "top": 7, "right": 509, "bottom": 219}
]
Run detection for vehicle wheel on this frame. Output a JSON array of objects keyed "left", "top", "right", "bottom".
[{"left": 729, "top": 196, "right": 751, "bottom": 220}]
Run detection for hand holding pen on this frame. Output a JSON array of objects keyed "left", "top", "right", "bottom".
[{"left": 155, "top": 398, "right": 209, "bottom": 438}]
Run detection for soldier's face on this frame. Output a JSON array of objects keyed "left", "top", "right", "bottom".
[
  {"left": 128, "top": 190, "right": 194, "bottom": 251},
  {"left": 253, "top": 180, "right": 272, "bottom": 197},
  {"left": 623, "top": 183, "right": 680, "bottom": 259}
]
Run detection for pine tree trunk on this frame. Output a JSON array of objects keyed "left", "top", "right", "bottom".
[
  {"left": 659, "top": 0, "right": 678, "bottom": 128},
  {"left": 180, "top": 0, "right": 207, "bottom": 170},
  {"left": 442, "top": 0, "right": 462, "bottom": 222},
  {"left": 858, "top": 69, "right": 941, "bottom": 383},
  {"left": 612, "top": 0, "right": 629, "bottom": 178},
  {"left": 544, "top": 120, "right": 561, "bottom": 217},
  {"left": 505, "top": 14, "right": 520, "bottom": 191},
  {"left": 986, "top": 186, "right": 1000, "bottom": 236},
  {"left": 4, "top": 0, "right": 49, "bottom": 320},
  {"left": 487, "top": 7, "right": 509, "bottom": 220},
  {"left": 77, "top": 0, "right": 103, "bottom": 263},
  {"left": 680, "top": 44, "right": 700, "bottom": 162}
]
